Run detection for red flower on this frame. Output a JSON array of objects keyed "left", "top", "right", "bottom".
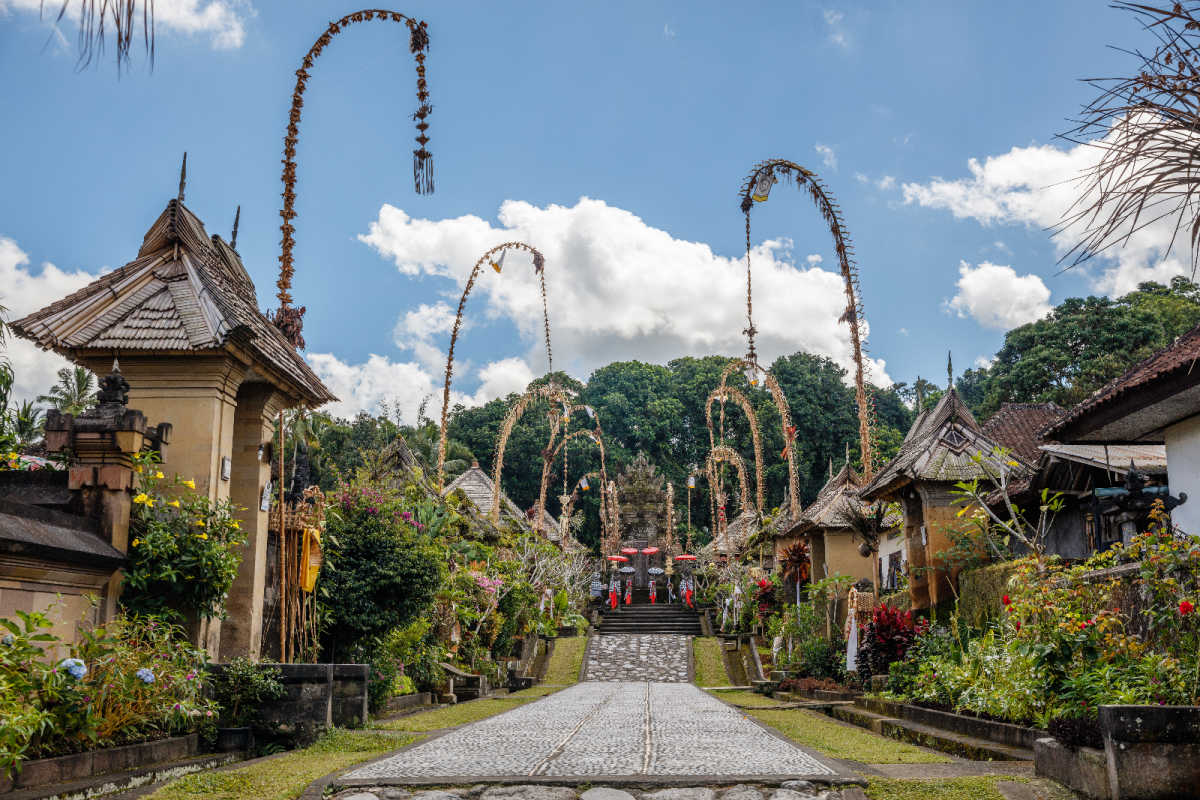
[
  {"left": 1015, "top": 621, "right": 1022, "bottom": 632},
  {"left": 1002, "top": 594, "right": 1010, "bottom": 606},
  {"left": 1180, "top": 600, "right": 1195, "bottom": 616}
]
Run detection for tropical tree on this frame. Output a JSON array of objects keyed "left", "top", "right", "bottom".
[
  {"left": 11, "top": 402, "right": 44, "bottom": 449},
  {"left": 37, "top": 367, "right": 96, "bottom": 416}
]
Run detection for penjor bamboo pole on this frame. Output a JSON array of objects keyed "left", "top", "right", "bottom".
[{"left": 278, "top": 411, "right": 286, "bottom": 662}]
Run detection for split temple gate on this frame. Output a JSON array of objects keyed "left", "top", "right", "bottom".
[{"left": 614, "top": 454, "right": 672, "bottom": 594}]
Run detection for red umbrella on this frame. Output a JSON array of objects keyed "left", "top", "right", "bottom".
[
  {"left": 674, "top": 554, "right": 697, "bottom": 561},
  {"left": 607, "top": 555, "right": 629, "bottom": 562},
  {"left": 620, "top": 547, "right": 639, "bottom": 555},
  {"left": 641, "top": 546, "right": 660, "bottom": 555}
]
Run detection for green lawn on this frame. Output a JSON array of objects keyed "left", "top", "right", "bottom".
[
  {"left": 145, "top": 729, "right": 413, "bottom": 800},
  {"left": 708, "top": 689, "right": 786, "bottom": 708},
  {"left": 746, "top": 708, "right": 950, "bottom": 764},
  {"left": 692, "top": 637, "right": 729, "bottom": 687},
  {"left": 376, "top": 634, "right": 587, "bottom": 732}
]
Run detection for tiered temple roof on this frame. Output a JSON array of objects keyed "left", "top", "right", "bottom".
[{"left": 12, "top": 198, "right": 334, "bottom": 406}]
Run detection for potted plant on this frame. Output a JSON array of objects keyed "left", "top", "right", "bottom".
[{"left": 210, "top": 657, "right": 285, "bottom": 752}]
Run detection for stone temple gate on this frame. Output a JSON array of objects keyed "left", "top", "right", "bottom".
[{"left": 615, "top": 453, "right": 669, "bottom": 589}]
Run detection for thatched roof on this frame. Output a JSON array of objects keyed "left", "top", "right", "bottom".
[
  {"left": 12, "top": 198, "right": 334, "bottom": 406},
  {"left": 442, "top": 462, "right": 527, "bottom": 527}
]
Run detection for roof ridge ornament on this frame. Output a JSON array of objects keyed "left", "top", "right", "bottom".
[
  {"left": 177, "top": 152, "right": 187, "bottom": 204},
  {"left": 230, "top": 205, "right": 241, "bottom": 250}
]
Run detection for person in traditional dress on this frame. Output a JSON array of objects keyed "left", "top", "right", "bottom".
[
  {"left": 649, "top": 579, "right": 657, "bottom": 604},
  {"left": 624, "top": 578, "right": 633, "bottom": 605},
  {"left": 684, "top": 576, "right": 694, "bottom": 608},
  {"left": 609, "top": 575, "right": 619, "bottom": 610}
]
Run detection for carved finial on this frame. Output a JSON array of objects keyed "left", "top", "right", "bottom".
[
  {"left": 112, "top": 357, "right": 121, "bottom": 374},
  {"left": 947, "top": 350, "right": 954, "bottom": 390},
  {"left": 230, "top": 205, "right": 241, "bottom": 250},
  {"left": 97, "top": 364, "right": 130, "bottom": 407},
  {"left": 177, "top": 152, "right": 187, "bottom": 204}
]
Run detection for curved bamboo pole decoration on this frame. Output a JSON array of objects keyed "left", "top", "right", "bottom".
[
  {"left": 560, "top": 468, "right": 610, "bottom": 548},
  {"left": 707, "top": 444, "right": 751, "bottom": 515},
  {"left": 739, "top": 159, "right": 877, "bottom": 477},
  {"left": 436, "top": 242, "right": 552, "bottom": 490},
  {"left": 273, "top": 9, "right": 433, "bottom": 347},
  {"left": 604, "top": 480, "right": 621, "bottom": 556},
  {"left": 715, "top": 358, "right": 800, "bottom": 520},
  {"left": 489, "top": 382, "right": 572, "bottom": 523},
  {"left": 535, "top": 404, "right": 608, "bottom": 529},
  {"left": 536, "top": 425, "right": 608, "bottom": 539},
  {"left": 704, "top": 386, "right": 765, "bottom": 514},
  {"left": 664, "top": 482, "right": 676, "bottom": 556}
]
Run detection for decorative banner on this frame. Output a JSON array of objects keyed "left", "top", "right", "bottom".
[
  {"left": 584, "top": 406, "right": 595, "bottom": 419},
  {"left": 579, "top": 476, "right": 590, "bottom": 491},
  {"left": 687, "top": 475, "right": 696, "bottom": 489},
  {"left": 490, "top": 248, "right": 506, "bottom": 273},
  {"left": 752, "top": 168, "right": 777, "bottom": 203},
  {"left": 300, "top": 527, "right": 323, "bottom": 592}
]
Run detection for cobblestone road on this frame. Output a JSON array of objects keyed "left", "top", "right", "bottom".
[
  {"left": 583, "top": 635, "right": 690, "bottom": 682},
  {"left": 348, "top": 682, "right": 837, "bottom": 780}
]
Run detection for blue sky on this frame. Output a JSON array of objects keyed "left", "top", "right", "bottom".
[{"left": 0, "top": 1, "right": 1168, "bottom": 419}]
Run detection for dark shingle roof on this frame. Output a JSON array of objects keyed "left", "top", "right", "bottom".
[
  {"left": 980, "top": 402, "right": 1063, "bottom": 464},
  {"left": 1044, "top": 324, "right": 1200, "bottom": 443},
  {"left": 12, "top": 199, "right": 334, "bottom": 406}
]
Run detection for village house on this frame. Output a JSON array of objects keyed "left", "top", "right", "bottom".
[
  {"left": 1043, "top": 324, "right": 1200, "bottom": 536},
  {"left": 858, "top": 389, "right": 1060, "bottom": 609}
]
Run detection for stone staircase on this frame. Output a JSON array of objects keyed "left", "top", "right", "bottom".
[{"left": 596, "top": 591, "right": 703, "bottom": 636}]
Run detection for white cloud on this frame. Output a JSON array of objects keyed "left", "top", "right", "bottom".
[
  {"left": 805, "top": 254, "right": 823, "bottom": 265},
  {"left": 876, "top": 175, "right": 896, "bottom": 191},
  {"left": 974, "top": 355, "right": 996, "bottom": 369},
  {"left": 902, "top": 122, "right": 1194, "bottom": 295},
  {"left": 1, "top": 0, "right": 250, "bottom": 50},
  {"left": 393, "top": 301, "right": 458, "bottom": 373},
  {"left": 352, "top": 196, "right": 891, "bottom": 416},
  {"left": 0, "top": 236, "right": 102, "bottom": 403},
  {"left": 823, "top": 9, "right": 848, "bottom": 47},
  {"left": 853, "top": 172, "right": 868, "bottom": 184},
  {"left": 898, "top": 327, "right": 909, "bottom": 336},
  {"left": 945, "top": 261, "right": 1052, "bottom": 330},
  {"left": 663, "top": 23, "right": 676, "bottom": 39},
  {"left": 814, "top": 143, "right": 838, "bottom": 169}
]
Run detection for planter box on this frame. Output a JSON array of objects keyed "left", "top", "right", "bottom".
[
  {"left": 382, "top": 692, "right": 432, "bottom": 715},
  {"left": 900, "top": 703, "right": 1040, "bottom": 750},
  {"left": 2, "top": 734, "right": 198, "bottom": 793},
  {"left": 1034, "top": 737, "right": 1109, "bottom": 799},
  {"left": 1100, "top": 704, "right": 1200, "bottom": 799}
]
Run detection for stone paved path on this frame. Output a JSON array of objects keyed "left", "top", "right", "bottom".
[
  {"left": 349, "top": 682, "right": 838, "bottom": 780},
  {"left": 583, "top": 635, "right": 691, "bottom": 682}
]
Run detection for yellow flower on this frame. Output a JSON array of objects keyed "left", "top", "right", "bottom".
[
  {"left": 154, "top": 471, "right": 164, "bottom": 479},
  {"left": 198, "top": 533, "right": 208, "bottom": 540},
  {"left": 231, "top": 520, "right": 241, "bottom": 530},
  {"left": 133, "top": 493, "right": 151, "bottom": 506},
  {"left": 6, "top": 451, "right": 18, "bottom": 460},
  {"left": 132, "top": 538, "right": 141, "bottom": 547},
  {"left": 168, "top": 499, "right": 181, "bottom": 508},
  {"left": 182, "top": 479, "right": 196, "bottom": 490},
  {"left": 135, "top": 465, "right": 144, "bottom": 474},
  {"left": 194, "top": 519, "right": 205, "bottom": 527}
]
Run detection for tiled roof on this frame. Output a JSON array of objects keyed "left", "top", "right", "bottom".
[
  {"left": 12, "top": 199, "right": 334, "bottom": 406},
  {"left": 443, "top": 464, "right": 527, "bottom": 527},
  {"left": 861, "top": 388, "right": 1031, "bottom": 500},
  {"left": 1044, "top": 323, "right": 1200, "bottom": 442},
  {"left": 980, "top": 402, "right": 1063, "bottom": 463}
]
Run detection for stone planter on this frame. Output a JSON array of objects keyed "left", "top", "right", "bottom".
[
  {"left": 215, "top": 727, "right": 252, "bottom": 753},
  {"left": 556, "top": 625, "right": 578, "bottom": 638},
  {"left": 1099, "top": 704, "right": 1200, "bottom": 799},
  {"left": 0, "top": 733, "right": 199, "bottom": 793},
  {"left": 1034, "top": 738, "right": 1110, "bottom": 799}
]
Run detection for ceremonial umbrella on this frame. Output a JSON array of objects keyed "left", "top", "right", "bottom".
[
  {"left": 607, "top": 555, "right": 629, "bottom": 562},
  {"left": 618, "top": 566, "right": 636, "bottom": 574},
  {"left": 641, "top": 546, "right": 660, "bottom": 555},
  {"left": 674, "top": 554, "right": 698, "bottom": 561},
  {"left": 620, "top": 547, "right": 639, "bottom": 555},
  {"left": 648, "top": 567, "right": 665, "bottom": 576}
]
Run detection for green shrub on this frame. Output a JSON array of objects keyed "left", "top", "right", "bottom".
[
  {"left": 958, "top": 562, "right": 1017, "bottom": 628},
  {"left": 210, "top": 658, "right": 284, "bottom": 728}
]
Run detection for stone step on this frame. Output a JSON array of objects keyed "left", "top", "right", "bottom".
[{"left": 830, "top": 704, "right": 1033, "bottom": 761}]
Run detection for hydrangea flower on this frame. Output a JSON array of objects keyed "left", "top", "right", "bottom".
[
  {"left": 135, "top": 667, "right": 155, "bottom": 684},
  {"left": 59, "top": 657, "right": 88, "bottom": 679}
]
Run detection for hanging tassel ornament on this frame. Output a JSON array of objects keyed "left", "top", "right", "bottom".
[
  {"left": 410, "top": 20, "right": 434, "bottom": 195},
  {"left": 579, "top": 476, "right": 590, "bottom": 491}
]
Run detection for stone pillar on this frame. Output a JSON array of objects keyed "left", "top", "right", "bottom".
[
  {"left": 43, "top": 365, "right": 170, "bottom": 623},
  {"left": 79, "top": 355, "right": 241, "bottom": 503},
  {"left": 219, "top": 383, "right": 287, "bottom": 660}
]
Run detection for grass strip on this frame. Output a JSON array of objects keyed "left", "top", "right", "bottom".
[
  {"left": 865, "top": 776, "right": 1049, "bottom": 800},
  {"left": 542, "top": 635, "right": 587, "bottom": 685},
  {"left": 145, "top": 729, "right": 412, "bottom": 800},
  {"left": 692, "top": 637, "right": 729, "bottom": 687},
  {"left": 746, "top": 708, "right": 950, "bottom": 764},
  {"left": 708, "top": 689, "right": 787, "bottom": 708}
]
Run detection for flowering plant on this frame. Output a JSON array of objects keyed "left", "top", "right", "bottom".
[
  {"left": 0, "top": 610, "right": 213, "bottom": 777},
  {"left": 121, "top": 452, "right": 248, "bottom": 621}
]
